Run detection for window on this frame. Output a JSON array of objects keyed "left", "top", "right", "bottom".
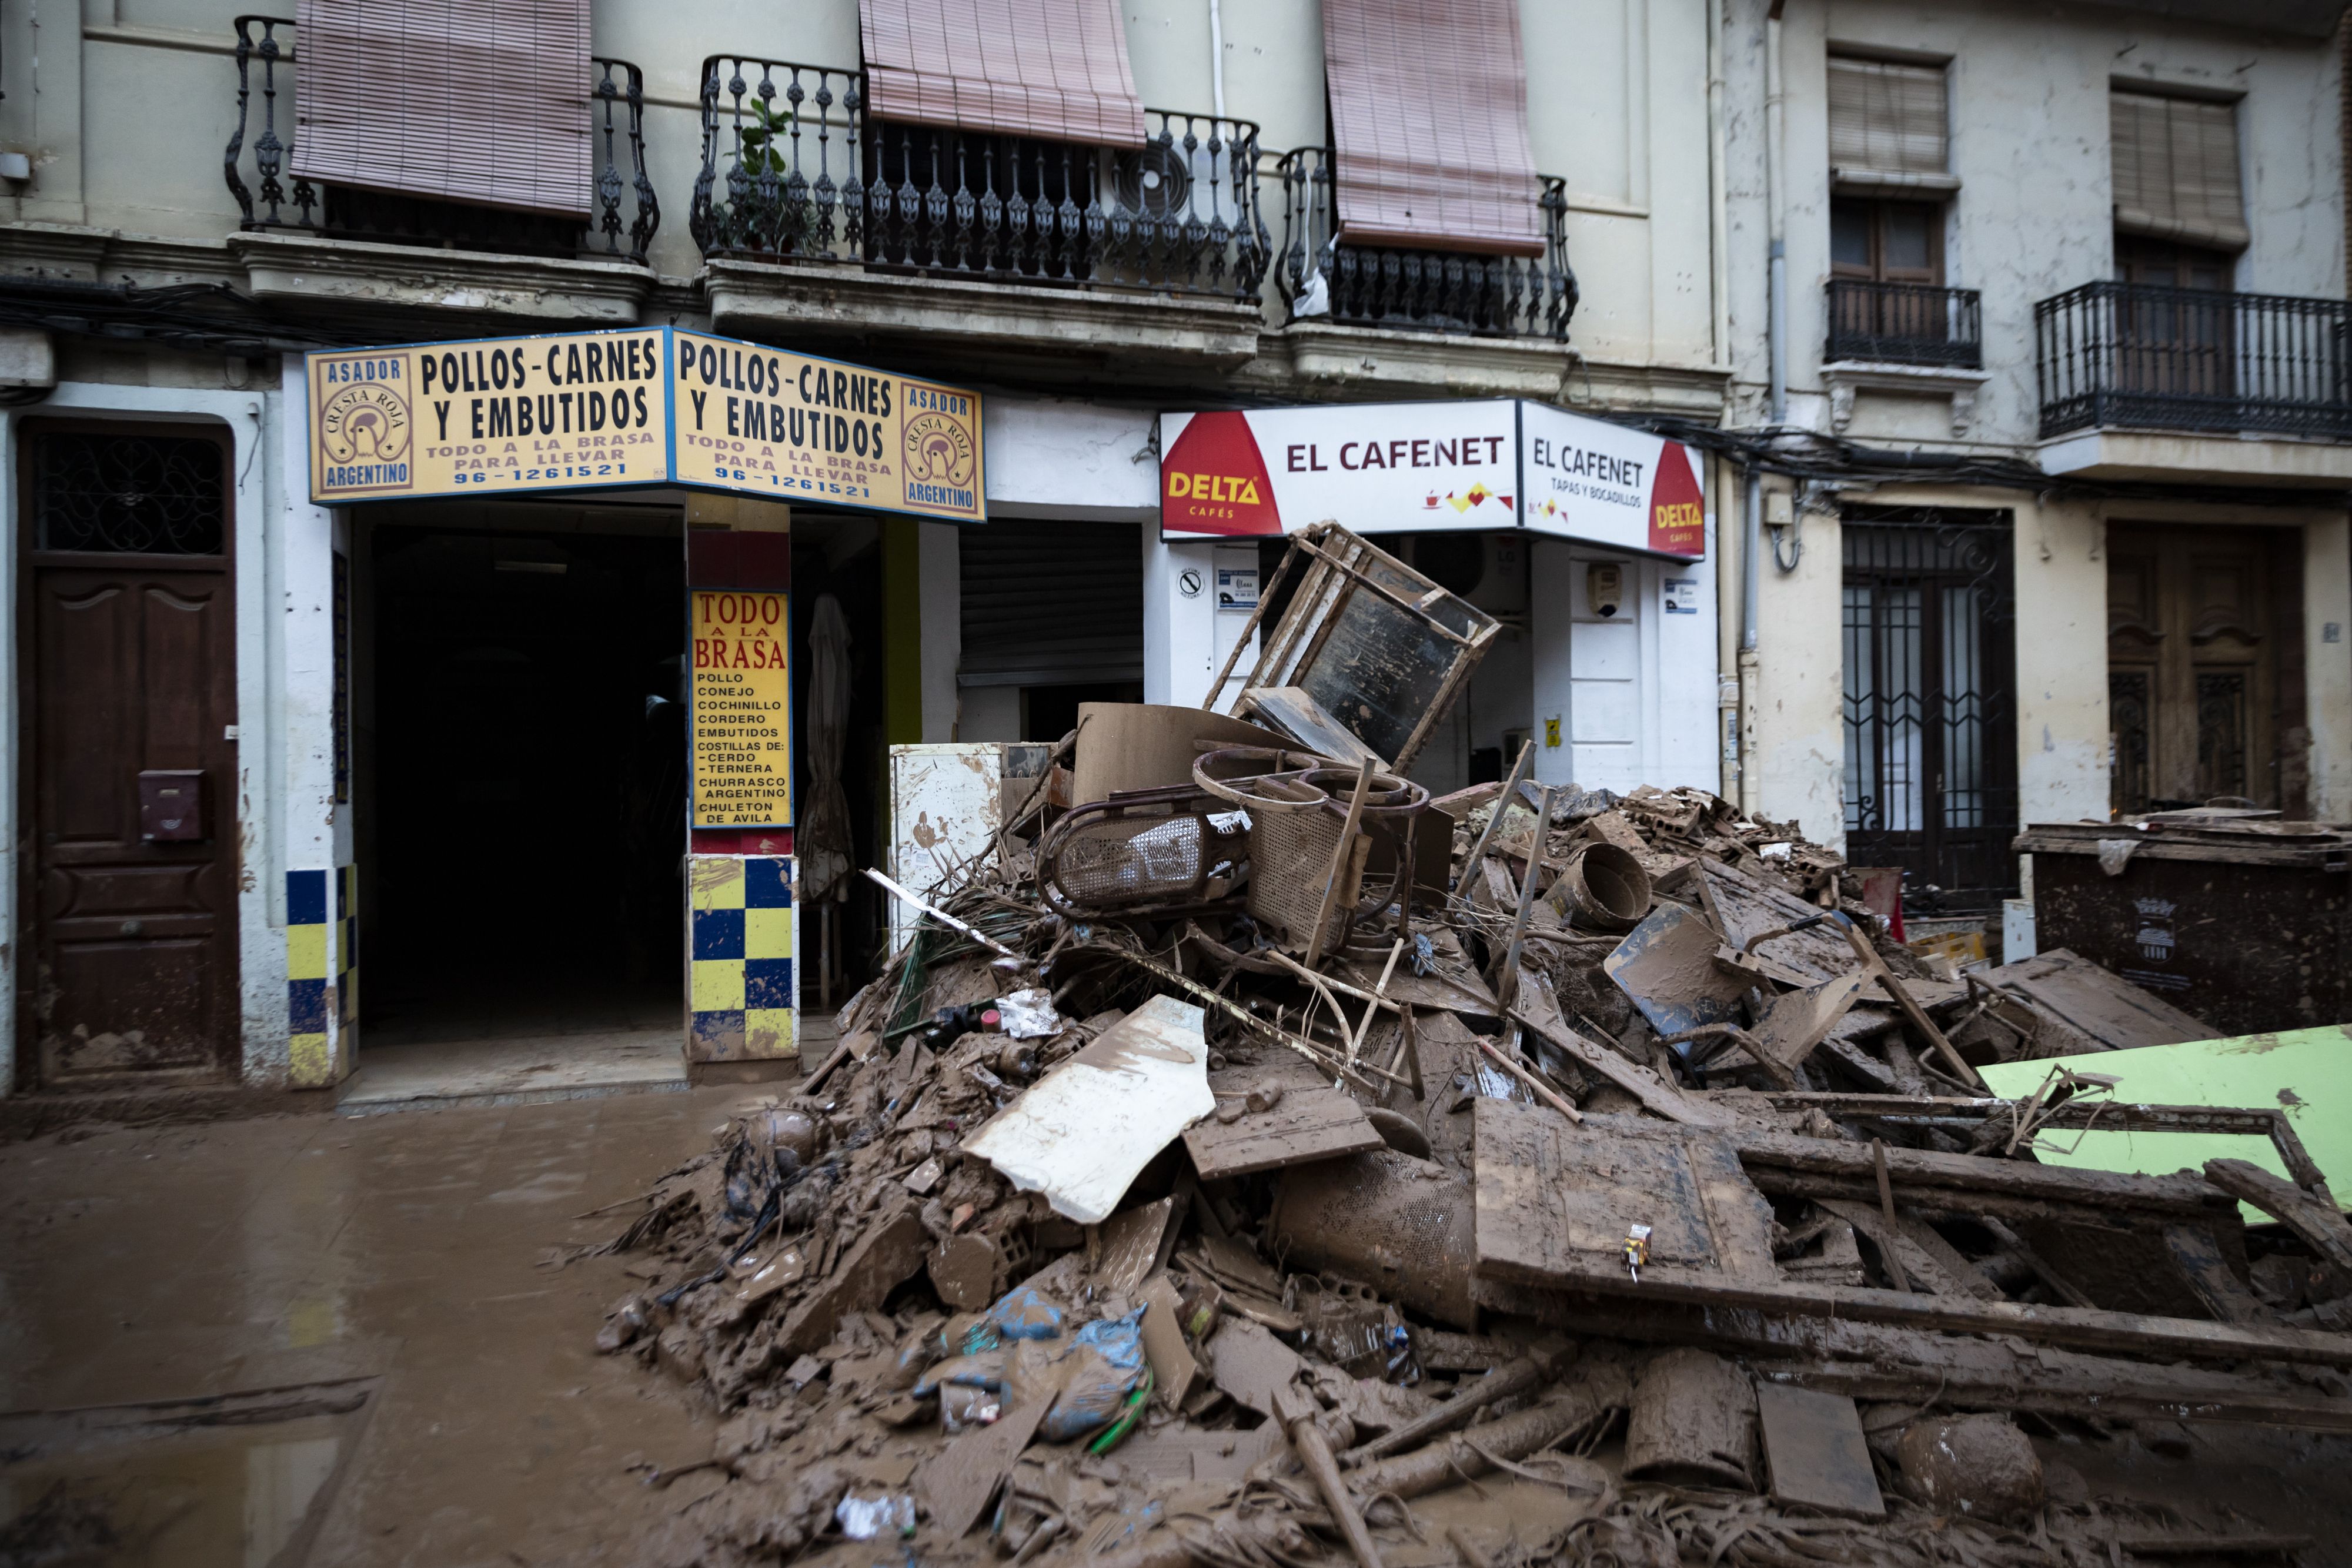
[
  {"left": 2114, "top": 234, "right": 2232, "bottom": 292},
  {"left": 2110, "top": 89, "right": 2246, "bottom": 252},
  {"left": 1830, "top": 199, "right": 1942, "bottom": 284},
  {"left": 32, "top": 431, "right": 227, "bottom": 555},
  {"left": 1828, "top": 56, "right": 1949, "bottom": 180}
]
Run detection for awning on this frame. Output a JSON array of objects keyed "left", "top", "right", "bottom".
[
  {"left": 292, "top": 0, "right": 594, "bottom": 219},
  {"left": 860, "top": 0, "right": 1148, "bottom": 147},
  {"left": 1322, "top": 0, "right": 1545, "bottom": 257}
]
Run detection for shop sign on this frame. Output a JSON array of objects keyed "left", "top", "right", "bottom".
[
  {"left": 1158, "top": 399, "right": 1704, "bottom": 560},
  {"left": 690, "top": 589, "right": 792, "bottom": 828},
  {"left": 305, "top": 327, "right": 984, "bottom": 524}
]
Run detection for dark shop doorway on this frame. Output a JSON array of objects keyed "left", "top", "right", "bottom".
[{"left": 359, "top": 513, "right": 687, "bottom": 1064}]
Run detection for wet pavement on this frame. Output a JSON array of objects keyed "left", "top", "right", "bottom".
[{"left": 0, "top": 1086, "right": 745, "bottom": 1566}]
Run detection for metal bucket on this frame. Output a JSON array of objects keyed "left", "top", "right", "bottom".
[{"left": 1551, "top": 842, "right": 1653, "bottom": 932}]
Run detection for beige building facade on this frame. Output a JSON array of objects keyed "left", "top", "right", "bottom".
[
  {"left": 1719, "top": 0, "right": 2352, "bottom": 920},
  {"left": 0, "top": 0, "right": 1736, "bottom": 1095}
]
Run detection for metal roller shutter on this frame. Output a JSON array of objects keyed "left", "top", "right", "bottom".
[{"left": 959, "top": 520, "right": 1142, "bottom": 687}]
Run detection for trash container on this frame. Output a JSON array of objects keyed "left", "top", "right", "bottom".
[{"left": 2013, "top": 817, "right": 2352, "bottom": 1038}]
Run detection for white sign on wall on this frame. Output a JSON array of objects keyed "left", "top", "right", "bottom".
[{"left": 1158, "top": 399, "right": 1704, "bottom": 561}]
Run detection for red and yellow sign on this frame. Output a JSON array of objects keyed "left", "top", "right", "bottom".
[{"left": 691, "top": 590, "right": 791, "bottom": 829}]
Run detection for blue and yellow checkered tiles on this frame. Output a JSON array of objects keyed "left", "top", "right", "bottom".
[
  {"left": 688, "top": 854, "right": 796, "bottom": 1061},
  {"left": 336, "top": 864, "right": 359, "bottom": 1027},
  {"left": 286, "top": 867, "right": 352, "bottom": 1089}
]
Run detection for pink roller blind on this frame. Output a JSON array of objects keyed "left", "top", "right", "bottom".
[
  {"left": 861, "top": 0, "right": 1148, "bottom": 148},
  {"left": 292, "top": 0, "right": 594, "bottom": 220},
  {"left": 1323, "top": 0, "right": 1545, "bottom": 258}
]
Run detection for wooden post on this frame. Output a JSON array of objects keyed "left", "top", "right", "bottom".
[
  {"left": 1491, "top": 784, "right": 1559, "bottom": 1009},
  {"left": 1461, "top": 739, "right": 1536, "bottom": 872},
  {"left": 1304, "top": 758, "right": 1377, "bottom": 971}
]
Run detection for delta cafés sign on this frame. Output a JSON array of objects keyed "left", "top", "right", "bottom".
[
  {"left": 306, "top": 326, "right": 984, "bottom": 523},
  {"left": 1158, "top": 399, "right": 1704, "bottom": 560}
]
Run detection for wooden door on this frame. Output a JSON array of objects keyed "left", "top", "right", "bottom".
[
  {"left": 2107, "top": 524, "right": 2303, "bottom": 817},
  {"left": 19, "top": 425, "right": 239, "bottom": 1085}
]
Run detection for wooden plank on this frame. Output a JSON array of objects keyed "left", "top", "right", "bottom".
[
  {"left": 2204, "top": 1158, "right": 2352, "bottom": 1277},
  {"left": 1815, "top": 1197, "right": 2003, "bottom": 1301},
  {"left": 1475, "top": 1278, "right": 2352, "bottom": 1429},
  {"left": 1733, "top": 1129, "right": 2235, "bottom": 1218},
  {"left": 1512, "top": 1008, "right": 1734, "bottom": 1128},
  {"left": 1977, "top": 948, "right": 2210, "bottom": 1051},
  {"left": 1755, "top": 1383, "right": 1885, "bottom": 1519},
  {"left": 1697, "top": 860, "right": 1856, "bottom": 985},
  {"left": 1472, "top": 1098, "right": 1778, "bottom": 1289},
  {"left": 2161, "top": 1223, "right": 2269, "bottom": 1324},
  {"left": 1182, "top": 1085, "right": 1386, "bottom": 1181},
  {"left": 1749, "top": 968, "right": 1873, "bottom": 1076}
]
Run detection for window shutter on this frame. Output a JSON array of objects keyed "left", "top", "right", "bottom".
[
  {"left": 1828, "top": 57, "right": 1948, "bottom": 178},
  {"left": 960, "top": 521, "right": 1143, "bottom": 687},
  {"left": 1322, "top": 0, "right": 1545, "bottom": 258},
  {"left": 290, "top": 0, "right": 593, "bottom": 219},
  {"left": 2111, "top": 90, "right": 2247, "bottom": 250},
  {"left": 861, "top": 0, "right": 1148, "bottom": 148}
]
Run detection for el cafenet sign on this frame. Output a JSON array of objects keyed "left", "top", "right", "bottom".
[
  {"left": 1157, "top": 400, "right": 1705, "bottom": 560},
  {"left": 306, "top": 327, "right": 985, "bottom": 523}
]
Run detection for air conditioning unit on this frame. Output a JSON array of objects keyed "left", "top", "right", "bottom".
[{"left": 1405, "top": 531, "right": 1528, "bottom": 615}]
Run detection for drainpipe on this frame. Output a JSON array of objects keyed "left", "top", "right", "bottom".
[
  {"left": 1706, "top": 0, "right": 1730, "bottom": 368},
  {"left": 1208, "top": 0, "right": 1227, "bottom": 118},
  {"left": 1765, "top": 0, "right": 1788, "bottom": 426},
  {"left": 1739, "top": 464, "right": 1763, "bottom": 817}
]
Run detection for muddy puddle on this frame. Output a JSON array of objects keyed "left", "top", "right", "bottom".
[{"left": 0, "top": 1381, "right": 372, "bottom": 1567}]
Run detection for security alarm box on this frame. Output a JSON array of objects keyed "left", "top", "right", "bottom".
[{"left": 139, "top": 770, "right": 207, "bottom": 842}]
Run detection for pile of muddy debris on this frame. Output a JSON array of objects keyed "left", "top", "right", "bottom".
[{"left": 596, "top": 524, "right": 2352, "bottom": 1568}]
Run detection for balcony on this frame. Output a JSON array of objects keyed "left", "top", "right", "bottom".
[
  {"left": 221, "top": 16, "right": 661, "bottom": 320},
  {"left": 1826, "top": 280, "right": 1981, "bottom": 369},
  {"left": 689, "top": 58, "right": 1269, "bottom": 365},
  {"left": 1272, "top": 148, "right": 1576, "bottom": 343},
  {"left": 2036, "top": 281, "right": 2352, "bottom": 440},
  {"left": 1821, "top": 279, "right": 1989, "bottom": 437}
]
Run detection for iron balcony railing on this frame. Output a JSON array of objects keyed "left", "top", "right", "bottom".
[
  {"left": 2036, "top": 280, "right": 2352, "bottom": 440},
  {"left": 224, "top": 16, "right": 659, "bottom": 265},
  {"left": 690, "top": 58, "right": 1269, "bottom": 302},
  {"left": 1825, "top": 279, "right": 1982, "bottom": 369},
  {"left": 1273, "top": 148, "right": 1575, "bottom": 341}
]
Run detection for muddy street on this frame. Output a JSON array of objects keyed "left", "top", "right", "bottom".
[{"left": 0, "top": 1092, "right": 740, "bottom": 1567}]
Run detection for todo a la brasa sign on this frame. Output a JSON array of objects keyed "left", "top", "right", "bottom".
[
  {"left": 691, "top": 589, "right": 792, "bottom": 830},
  {"left": 305, "top": 327, "right": 984, "bottom": 523}
]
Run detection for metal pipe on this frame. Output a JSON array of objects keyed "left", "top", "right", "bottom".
[
  {"left": 1706, "top": 0, "right": 1731, "bottom": 369},
  {"left": 1765, "top": 6, "right": 1788, "bottom": 426},
  {"left": 1207, "top": 0, "right": 1227, "bottom": 118}
]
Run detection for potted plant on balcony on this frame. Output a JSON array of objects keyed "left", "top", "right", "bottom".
[{"left": 727, "top": 99, "right": 820, "bottom": 259}]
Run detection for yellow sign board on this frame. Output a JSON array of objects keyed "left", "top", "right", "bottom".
[
  {"left": 690, "top": 589, "right": 792, "bottom": 828},
  {"left": 309, "top": 331, "right": 667, "bottom": 501},
  {"left": 305, "top": 327, "right": 984, "bottom": 524},
  {"left": 671, "top": 332, "right": 984, "bottom": 520}
]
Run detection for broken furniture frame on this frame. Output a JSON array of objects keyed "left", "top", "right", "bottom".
[{"left": 1201, "top": 521, "right": 1500, "bottom": 774}]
